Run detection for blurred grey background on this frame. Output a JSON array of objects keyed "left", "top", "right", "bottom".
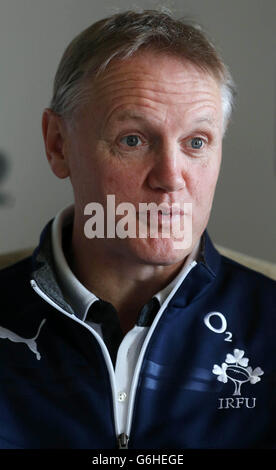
[{"left": 0, "top": 0, "right": 275, "bottom": 261}]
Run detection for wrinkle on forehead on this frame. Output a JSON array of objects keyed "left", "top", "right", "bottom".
[
  {"left": 116, "top": 109, "right": 217, "bottom": 125},
  {"left": 93, "top": 50, "right": 214, "bottom": 87},
  {"left": 83, "top": 53, "right": 222, "bottom": 132},
  {"left": 94, "top": 72, "right": 207, "bottom": 93},
  {"left": 92, "top": 74, "right": 219, "bottom": 102},
  {"left": 102, "top": 91, "right": 221, "bottom": 130}
]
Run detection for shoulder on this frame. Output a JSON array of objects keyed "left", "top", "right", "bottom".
[
  {"left": 218, "top": 254, "right": 276, "bottom": 306},
  {"left": 0, "top": 256, "right": 35, "bottom": 310},
  {"left": 220, "top": 253, "right": 275, "bottom": 283},
  {"left": 0, "top": 255, "right": 32, "bottom": 283}
]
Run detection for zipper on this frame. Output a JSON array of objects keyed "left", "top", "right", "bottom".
[
  {"left": 124, "top": 260, "right": 197, "bottom": 439},
  {"left": 117, "top": 432, "right": 129, "bottom": 449},
  {"left": 31, "top": 260, "right": 197, "bottom": 448}
]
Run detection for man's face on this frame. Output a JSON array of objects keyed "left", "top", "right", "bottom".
[{"left": 64, "top": 51, "right": 223, "bottom": 266}]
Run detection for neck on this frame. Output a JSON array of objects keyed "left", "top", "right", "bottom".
[{"left": 67, "top": 217, "right": 188, "bottom": 333}]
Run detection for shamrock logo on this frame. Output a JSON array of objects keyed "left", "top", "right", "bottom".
[{"left": 212, "top": 349, "right": 264, "bottom": 396}]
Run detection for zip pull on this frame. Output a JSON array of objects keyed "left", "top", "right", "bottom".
[{"left": 117, "top": 433, "right": 129, "bottom": 449}]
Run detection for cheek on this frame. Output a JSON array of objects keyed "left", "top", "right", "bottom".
[
  {"left": 89, "top": 141, "right": 145, "bottom": 202},
  {"left": 191, "top": 164, "right": 220, "bottom": 208},
  {"left": 102, "top": 166, "right": 143, "bottom": 203}
]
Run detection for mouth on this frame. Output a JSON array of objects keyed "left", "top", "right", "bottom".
[
  {"left": 138, "top": 205, "right": 186, "bottom": 218},
  {"left": 137, "top": 207, "right": 188, "bottom": 231},
  {"left": 158, "top": 207, "right": 185, "bottom": 216}
]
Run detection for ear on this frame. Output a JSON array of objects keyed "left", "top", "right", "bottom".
[{"left": 42, "top": 108, "right": 70, "bottom": 179}]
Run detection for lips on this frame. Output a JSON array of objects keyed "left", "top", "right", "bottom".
[
  {"left": 138, "top": 204, "right": 186, "bottom": 217},
  {"left": 158, "top": 206, "right": 185, "bottom": 216}
]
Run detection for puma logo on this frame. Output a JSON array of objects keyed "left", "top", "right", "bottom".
[{"left": 0, "top": 319, "right": 46, "bottom": 360}]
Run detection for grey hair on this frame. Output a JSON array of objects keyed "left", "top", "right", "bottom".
[{"left": 50, "top": 10, "right": 236, "bottom": 134}]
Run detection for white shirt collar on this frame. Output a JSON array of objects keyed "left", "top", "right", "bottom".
[
  {"left": 51, "top": 204, "right": 98, "bottom": 320},
  {"left": 51, "top": 204, "right": 200, "bottom": 320}
]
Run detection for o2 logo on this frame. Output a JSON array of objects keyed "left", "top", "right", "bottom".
[{"left": 204, "top": 312, "right": 232, "bottom": 342}]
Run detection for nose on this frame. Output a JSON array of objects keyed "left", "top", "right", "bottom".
[{"left": 147, "top": 139, "right": 186, "bottom": 193}]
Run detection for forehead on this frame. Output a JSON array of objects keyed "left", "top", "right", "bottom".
[{"left": 83, "top": 51, "right": 222, "bottom": 127}]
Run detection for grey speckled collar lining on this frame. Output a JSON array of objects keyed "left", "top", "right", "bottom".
[{"left": 31, "top": 219, "right": 75, "bottom": 315}]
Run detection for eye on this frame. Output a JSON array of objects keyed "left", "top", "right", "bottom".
[
  {"left": 120, "top": 135, "right": 142, "bottom": 147},
  {"left": 190, "top": 137, "right": 204, "bottom": 149}
]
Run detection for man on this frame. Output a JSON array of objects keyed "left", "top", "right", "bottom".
[{"left": 0, "top": 10, "right": 275, "bottom": 449}]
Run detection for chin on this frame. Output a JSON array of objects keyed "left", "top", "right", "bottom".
[{"left": 128, "top": 237, "right": 192, "bottom": 266}]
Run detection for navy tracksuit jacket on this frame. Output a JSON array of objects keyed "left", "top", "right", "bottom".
[{"left": 0, "top": 220, "right": 275, "bottom": 449}]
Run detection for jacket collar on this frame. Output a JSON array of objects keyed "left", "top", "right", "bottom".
[
  {"left": 199, "top": 230, "right": 221, "bottom": 277},
  {"left": 31, "top": 218, "right": 75, "bottom": 315},
  {"left": 168, "top": 231, "right": 221, "bottom": 309}
]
